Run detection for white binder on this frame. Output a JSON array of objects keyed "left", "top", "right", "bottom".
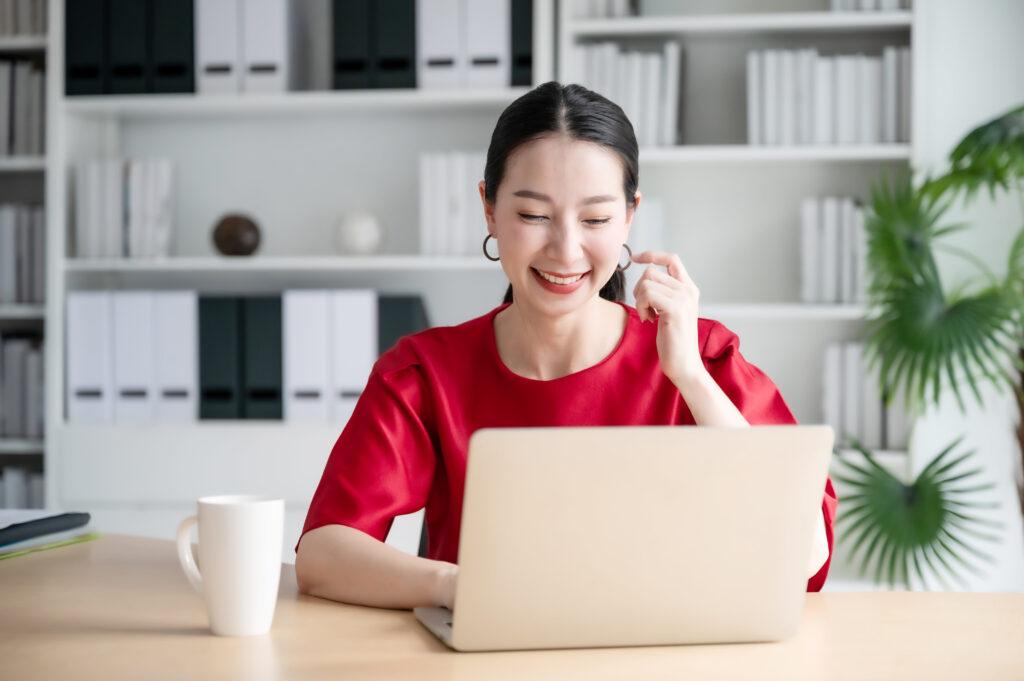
[
  {"left": 241, "top": 0, "right": 296, "bottom": 93},
  {"left": 155, "top": 291, "right": 198, "bottom": 422},
  {"left": 464, "top": 0, "right": 509, "bottom": 88},
  {"left": 67, "top": 291, "right": 114, "bottom": 422},
  {"left": 417, "top": 0, "right": 462, "bottom": 89},
  {"left": 197, "top": 0, "right": 242, "bottom": 94},
  {"left": 330, "top": 290, "right": 378, "bottom": 425},
  {"left": 113, "top": 291, "right": 156, "bottom": 423},
  {"left": 284, "top": 290, "right": 332, "bottom": 422}
]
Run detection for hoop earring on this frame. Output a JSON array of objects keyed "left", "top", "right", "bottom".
[
  {"left": 616, "top": 243, "right": 633, "bottom": 272},
  {"left": 482, "top": 234, "right": 500, "bottom": 261}
]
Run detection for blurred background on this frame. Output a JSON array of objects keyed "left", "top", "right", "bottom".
[{"left": 0, "top": 0, "right": 1022, "bottom": 592}]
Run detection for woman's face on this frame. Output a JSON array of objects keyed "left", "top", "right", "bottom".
[{"left": 480, "top": 135, "right": 639, "bottom": 315}]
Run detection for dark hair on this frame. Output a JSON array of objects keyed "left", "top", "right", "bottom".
[{"left": 483, "top": 81, "right": 639, "bottom": 304}]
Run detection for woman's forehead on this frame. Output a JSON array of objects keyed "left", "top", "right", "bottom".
[{"left": 503, "top": 136, "right": 623, "bottom": 197}]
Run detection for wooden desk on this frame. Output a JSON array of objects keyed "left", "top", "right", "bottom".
[{"left": 1, "top": 534, "right": 1021, "bottom": 680}]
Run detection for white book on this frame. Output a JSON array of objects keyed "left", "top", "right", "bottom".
[
  {"left": 24, "top": 346, "right": 42, "bottom": 440},
  {"left": 103, "top": 159, "right": 124, "bottom": 258},
  {"left": 27, "top": 472, "right": 44, "bottom": 509},
  {"left": 12, "top": 62, "right": 28, "bottom": 155},
  {"left": 15, "top": 205, "right": 28, "bottom": 302},
  {"left": 823, "top": 343, "right": 843, "bottom": 435},
  {"left": 197, "top": 0, "right": 242, "bottom": 94},
  {"left": 842, "top": 342, "right": 864, "bottom": 446},
  {"left": 582, "top": 44, "right": 599, "bottom": 92},
  {"left": 835, "top": 55, "right": 858, "bottom": 145},
  {"left": 240, "top": 0, "right": 296, "bottom": 93},
  {"left": 813, "top": 56, "right": 835, "bottom": 146},
  {"left": 602, "top": 42, "right": 620, "bottom": 112},
  {"left": 881, "top": 46, "right": 899, "bottom": 144},
  {"left": 154, "top": 291, "right": 198, "bottom": 422},
  {"left": 1, "top": 338, "right": 28, "bottom": 436},
  {"left": 112, "top": 291, "right": 157, "bottom": 423},
  {"left": 762, "top": 50, "right": 780, "bottom": 146},
  {"left": 432, "top": 153, "right": 449, "bottom": 255},
  {"left": 0, "top": 62, "right": 10, "bottom": 155},
  {"left": 858, "top": 0, "right": 878, "bottom": 10},
  {"left": 416, "top": 0, "right": 462, "bottom": 89},
  {"left": 66, "top": 291, "right": 114, "bottom": 422},
  {"left": 465, "top": 0, "right": 510, "bottom": 88},
  {"left": 614, "top": 47, "right": 629, "bottom": 120},
  {"left": 283, "top": 290, "right": 332, "bottom": 422},
  {"left": 797, "top": 49, "right": 816, "bottom": 145},
  {"left": 839, "top": 198, "right": 857, "bottom": 302},
  {"left": 463, "top": 152, "right": 485, "bottom": 255},
  {"left": 779, "top": 50, "right": 796, "bottom": 146},
  {"left": 641, "top": 52, "right": 661, "bottom": 148},
  {"left": 898, "top": 46, "right": 912, "bottom": 143},
  {"left": 2, "top": 467, "right": 28, "bottom": 509},
  {"left": 821, "top": 197, "right": 840, "bottom": 303},
  {"left": 0, "top": 207, "right": 13, "bottom": 303},
  {"left": 447, "top": 152, "right": 466, "bottom": 256},
  {"left": 858, "top": 55, "right": 881, "bottom": 144},
  {"left": 330, "top": 290, "right": 378, "bottom": 426},
  {"left": 30, "top": 207, "right": 43, "bottom": 304},
  {"left": 418, "top": 153, "right": 433, "bottom": 255},
  {"left": 152, "top": 159, "right": 174, "bottom": 257},
  {"left": 745, "top": 50, "right": 761, "bottom": 145},
  {"left": 861, "top": 350, "right": 884, "bottom": 450},
  {"left": 854, "top": 205, "right": 868, "bottom": 302},
  {"left": 626, "top": 51, "right": 643, "bottom": 143},
  {"left": 800, "top": 197, "right": 820, "bottom": 303}
]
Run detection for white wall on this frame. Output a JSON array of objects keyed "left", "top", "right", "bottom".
[{"left": 909, "top": 0, "right": 1024, "bottom": 591}]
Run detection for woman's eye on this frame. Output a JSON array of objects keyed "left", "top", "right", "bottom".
[
  {"left": 585, "top": 218, "right": 611, "bottom": 226},
  {"left": 519, "top": 213, "right": 546, "bottom": 222}
]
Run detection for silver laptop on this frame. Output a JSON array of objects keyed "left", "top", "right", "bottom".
[{"left": 414, "top": 425, "right": 833, "bottom": 652}]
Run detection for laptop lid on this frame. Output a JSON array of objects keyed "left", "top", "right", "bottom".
[{"left": 448, "top": 425, "right": 833, "bottom": 652}]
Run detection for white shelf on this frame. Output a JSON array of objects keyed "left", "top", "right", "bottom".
[
  {"left": 640, "top": 145, "right": 911, "bottom": 163},
  {"left": 569, "top": 11, "right": 912, "bottom": 37},
  {"left": 63, "top": 255, "right": 501, "bottom": 273},
  {"left": 0, "top": 439, "right": 44, "bottom": 454},
  {"left": 0, "top": 156, "right": 46, "bottom": 172},
  {"left": 0, "top": 34, "right": 47, "bottom": 52},
  {"left": 702, "top": 303, "right": 872, "bottom": 321},
  {"left": 62, "top": 87, "right": 531, "bottom": 118},
  {"left": 0, "top": 304, "right": 45, "bottom": 319}
]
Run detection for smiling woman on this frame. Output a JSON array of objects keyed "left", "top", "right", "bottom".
[{"left": 295, "top": 81, "right": 838, "bottom": 612}]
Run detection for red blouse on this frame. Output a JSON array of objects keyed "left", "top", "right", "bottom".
[{"left": 299, "top": 300, "right": 839, "bottom": 592}]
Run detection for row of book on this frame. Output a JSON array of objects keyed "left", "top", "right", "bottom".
[
  {"left": 0, "top": 468, "right": 45, "bottom": 509},
  {"left": 823, "top": 340, "right": 910, "bottom": 452},
  {"left": 73, "top": 159, "right": 174, "bottom": 259},
  {"left": 0, "top": 59, "right": 45, "bottom": 156},
  {"left": 570, "top": 0, "right": 634, "bottom": 19},
  {"left": 66, "top": 290, "right": 429, "bottom": 424},
  {"left": 65, "top": 0, "right": 534, "bottom": 96},
  {"left": 419, "top": 151, "right": 486, "bottom": 256},
  {"left": 747, "top": 47, "right": 911, "bottom": 146},
  {"left": 0, "top": 203, "right": 44, "bottom": 305},
  {"left": 0, "top": 333, "right": 43, "bottom": 439},
  {"left": 0, "top": 0, "right": 45, "bottom": 36},
  {"left": 572, "top": 41, "right": 683, "bottom": 147},
  {"left": 800, "top": 196, "right": 868, "bottom": 305},
  {"left": 830, "top": 0, "right": 911, "bottom": 10}
]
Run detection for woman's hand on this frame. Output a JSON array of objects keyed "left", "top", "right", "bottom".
[
  {"left": 434, "top": 562, "right": 459, "bottom": 610},
  {"left": 631, "top": 250, "right": 705, "bottom": 386}
]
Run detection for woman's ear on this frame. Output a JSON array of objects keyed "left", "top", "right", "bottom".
[
  {"left": 625, "top": 190, "right": 642, "bottom": 233},
  {"left": 478, "top": 180, "right": 496, "bottom": 233}
]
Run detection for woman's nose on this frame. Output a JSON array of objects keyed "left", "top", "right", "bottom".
[{"left": 548, "top": 221, "right": 584, "bottom": 261}]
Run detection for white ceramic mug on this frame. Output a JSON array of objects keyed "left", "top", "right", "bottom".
[{"left": 176, "top": 495, "right": 284, "bottom": 636}]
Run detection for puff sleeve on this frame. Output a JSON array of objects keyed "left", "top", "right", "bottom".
[
  {"left": 296, "top": 339, "right": 437, "bottom": 553},
  {"left": 701, "top": 320, "right": 839, "bottom": 593}
]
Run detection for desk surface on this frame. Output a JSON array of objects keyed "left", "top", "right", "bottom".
[{"left": 1, "top": 534, "right": 1022, "bottom": 681}]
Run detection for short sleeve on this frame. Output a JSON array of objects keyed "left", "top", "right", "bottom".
[
  {"left": 701, "top": 320, "right": 839, "bottom": 592},
  {"left": 296, "top": 339, "right": 437, "bottom": 553}
]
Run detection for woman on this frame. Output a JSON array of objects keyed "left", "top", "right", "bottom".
[{"left": 295, "top": 82, "right": 838, "bottom": 610}]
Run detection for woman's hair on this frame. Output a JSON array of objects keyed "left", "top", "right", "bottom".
[{"left": 482, "top": 81, "right": 639, "bottom": 304}]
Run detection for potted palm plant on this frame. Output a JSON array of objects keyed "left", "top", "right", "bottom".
[{"left": 834, "top": 103, "right": 1024, "bottom": 589}]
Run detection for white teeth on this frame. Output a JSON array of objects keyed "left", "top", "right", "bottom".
[{"left": 536, "top": 269, "right": 584, "bottom": 285}]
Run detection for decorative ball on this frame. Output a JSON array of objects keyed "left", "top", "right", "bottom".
[
  {"left": 334, "top": 210, "right": 383, "bottom": 255},
  {"left": 212, "top": 213, "right": 261, "bottom": 256}
]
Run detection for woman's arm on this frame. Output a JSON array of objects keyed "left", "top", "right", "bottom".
[{"left": 295, "top": 524, "right": 458, "bottom": 610}]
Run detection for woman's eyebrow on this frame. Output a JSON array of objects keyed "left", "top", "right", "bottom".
[{"left": 512, "top": 189, "right": 617, "bottom": 206}]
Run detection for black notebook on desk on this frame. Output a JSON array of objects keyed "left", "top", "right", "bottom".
[{"left": 0, "top": 512, "right": 92, "bottom": 548}]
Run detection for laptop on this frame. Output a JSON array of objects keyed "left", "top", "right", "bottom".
[{"left": 414, "top": 424, "right": 833, "bottom": 652}]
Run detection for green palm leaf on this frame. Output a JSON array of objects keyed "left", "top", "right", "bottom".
[{"left": 834, "top": 436, "right": 1002, "bottom": 589}]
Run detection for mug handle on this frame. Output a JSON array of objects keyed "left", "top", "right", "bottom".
[{"left": 176, "top": 515, "right": 203, "bottom": 594}]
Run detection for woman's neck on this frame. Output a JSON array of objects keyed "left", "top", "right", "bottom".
[{"left": 494, "top": 297, "right": 627, "bottom": 380}]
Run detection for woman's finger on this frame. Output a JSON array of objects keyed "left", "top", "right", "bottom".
[
  {"left": 634, "top": 279, "right": 674, "bottom": 321},
  {"left": 632, "top": 250, "right": 692, "bottom": 285}
]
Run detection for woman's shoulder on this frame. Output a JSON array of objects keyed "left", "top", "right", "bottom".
[{"left": 373, "top": 304, "right": 500, "bottom": 377}]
